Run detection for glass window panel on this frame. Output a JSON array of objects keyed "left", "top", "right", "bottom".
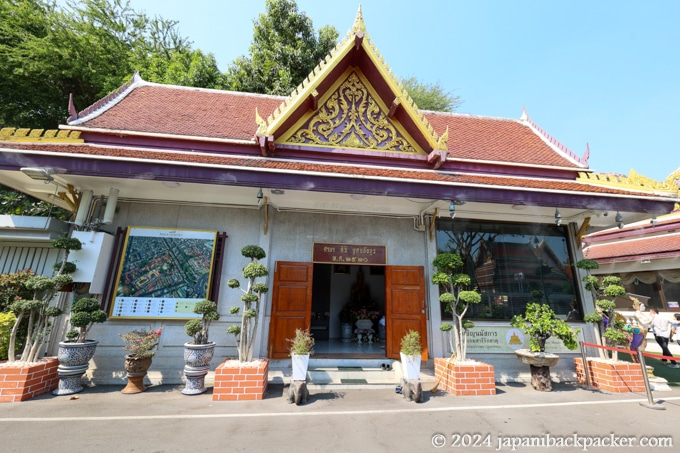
[{"left": 436, "top": 218, "right": 580, "bottom": 321}]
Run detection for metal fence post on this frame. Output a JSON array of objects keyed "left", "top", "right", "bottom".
[
  {"left": 637, "top": 349, "right": 665, "bottom": 410},
  {"left": 579, "top": 342, "right": 592, "bottom": 389}
]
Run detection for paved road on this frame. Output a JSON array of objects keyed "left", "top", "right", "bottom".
[{"left": 3, "top": 381, "right": 679, "bottom": 453}]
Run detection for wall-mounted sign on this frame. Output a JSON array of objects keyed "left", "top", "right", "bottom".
[
  {"left": 109, "top": 227, "right": 217, "bottom": 319},
  {"left": 462, "top": 326, "right": 580, "bottom": 354},
  {"left": 313, "top": 242, "right": 386, "bottom": 265}
]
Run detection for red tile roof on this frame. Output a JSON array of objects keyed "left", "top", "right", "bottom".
[
  {"left": 71, "top": 82, "right": 583, "bottom": 170},
  {"left": 584, "top": 232, "right": 680, "bottom": 262}
]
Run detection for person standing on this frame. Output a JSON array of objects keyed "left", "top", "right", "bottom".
[{"left": 649, "top": 308, "right": 679, "bottom": 368}]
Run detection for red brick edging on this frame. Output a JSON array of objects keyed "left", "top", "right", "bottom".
[
  {"left": 574, "top": 357, "right": 645, "bottom": 393},
  {"left": 434, "top": 358, "right": 496, "bottom": 396},
  {"left": 212, "top": 358, "right": 269, "bottom": 401},
  {"left": 0, "top": 357, "right": 59, "bottom": 403}
]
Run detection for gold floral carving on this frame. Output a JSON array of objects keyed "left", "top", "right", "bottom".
[{"left": 286, "top": 72, "right": 416, "bottom": 153}]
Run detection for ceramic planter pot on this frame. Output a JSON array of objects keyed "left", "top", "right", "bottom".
[
  {"left": 400, "top": 352, "right": 421, "bottom": 380},
  {"left": 182, "top": 342, "right": 215, "bottom": 395},
  {"left": 122, "top": 355, "right": 153, "bottom": 394},
  {"left": 291, "top": 353, "right": 310, "bottom": 381},
  {"left": 53, "top": 340, "right": 98, "bottom": 396}
]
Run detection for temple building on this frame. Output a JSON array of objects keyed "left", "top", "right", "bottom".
[{"left": 1, "top": 9, "right": 679, "bottom": 385}]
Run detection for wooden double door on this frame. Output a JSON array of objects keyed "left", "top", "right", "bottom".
[{"left": 268, "top": 262, "right": 428, "bottom": 360}]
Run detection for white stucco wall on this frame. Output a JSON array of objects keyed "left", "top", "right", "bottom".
[{"left": 51, "top": 202, "right": 592, "bottom": 386}]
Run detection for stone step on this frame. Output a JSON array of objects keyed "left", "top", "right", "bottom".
[{"left": 268, "top": 358, "right": 435, "bottom": 389}]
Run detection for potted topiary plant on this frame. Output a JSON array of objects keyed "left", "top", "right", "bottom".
[
  {"left": 432, "top": 252, "right": 482, "bottom": 363},
  {"left": 182, "top": 299, "right": 219, "bottom": 395},
  {"left": 53, "top": 296, "right": 108, "bottom": 396},
  {"left": 119, "top": 326, "right": 162, "bottom": 394},
  {"left": 399, "top": 330, "right": 423, "bottom": 402},
  {"left": 576, "top": 259, "right": 629, "bottom": 360},
  {"left": 510, "top": 302, "right": 579, "bottom": 391},
  {"left": 286, "top": 328, "right": 314, "bottom": 405},
  {"left": 211, "top": 245, "right": 270, "bottom": 401},
  {"left": 0, "top": 236, "right": 83, "bottom": 401},
  {"left": 226, "top": 245, "right": 269, "bottom": 363}
]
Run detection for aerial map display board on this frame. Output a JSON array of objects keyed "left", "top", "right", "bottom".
[{"left": 109, "top": 227, "right": 218, "bottom": 319}]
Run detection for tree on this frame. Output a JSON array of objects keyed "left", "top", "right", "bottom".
[
  {"left": 0, "top": 0, "right": 218, "bottom": 129},
  {"left": 402, "top": 77, "right": 461, "bottom": 112},
  {"left": 433, "top": 252, "right": 482, "bottom": 362},
  {"left": 224, "top": 0, "right": 339, "bottom": 96},
  {"left": 0, "top": 184, "right": 71, "bottom": 219}
]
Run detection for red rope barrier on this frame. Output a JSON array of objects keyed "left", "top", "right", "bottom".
[{"left": 581, "top": 342, "right": 678, "bottom": 362}]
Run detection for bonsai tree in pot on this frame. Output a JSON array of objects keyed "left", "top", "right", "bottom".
[
  {"left": 510, "top": 302, "right": 579, "bottom": 391},
  {"left": 226, "top": 245, "right": 269, "bottom": 363},
  {"left": 432, "top": 252, "right": 481, "bottom": 363},
  {"left": 4, "top": 236, "right": 82, "bottom": 364},
  {"left": 576, "top": 259, "right": 630, "bottom": 360},
  {"left": 286, "top": 328, "right": 314, "bottom": 405},
  {"left": 182, "top": 299, "right": 219, "bottom": 395},
  {"left": 399, "top": 329, "right": 423, "bottom": 402}
]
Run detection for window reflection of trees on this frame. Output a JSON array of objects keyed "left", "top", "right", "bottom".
[{"left": 436, "top": 219, "right": 579, "bottom": 321}]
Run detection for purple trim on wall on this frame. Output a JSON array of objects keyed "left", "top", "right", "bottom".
[{"left": 1, "top": 151, "right": 673, "bottom": 215}]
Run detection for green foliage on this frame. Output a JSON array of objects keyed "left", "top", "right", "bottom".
[
  {"left": 0, "top": 311, "right": 16, "bottom": 360},
  {"left": 511, "top": 303, "right": 579, "bottom": 352},
  {"left": 223, "top": 0, "right": 339, "bottom": 96},
  {"left": 432, "top": 252, "right": 481, "bottom": 361},
  {"left": 0, "top": 185, "right": 71, "bottom": 219},
  {"left": 68, "top": 297, "right": 107, "bottom": 342},
  {"left": 241, "top": 245, "right": 266, "bottom": 260},
  {"left": 0, "top": 0, "right": 214, "bottom": 129},
  {"left": 53, "top": 261, "right": 77, "bottom": 274},
  {"left": 401, "top": 76, "right": 461, "bottom": 112},
  {"left": 439, "top": 323, "right": 453, "bottom": 332},
  {"left": 184, "top": 300, "right": 219, "bottom": 345},
  {"left": 575, "top": 259, "right": 630, "bottom": 357},
  {"left": 228, "top": 245, "right": 269, "bottom": 362},
  {"left": 0, "top": 269, "right": 34, "bottom": 312},
  {"left": 51, "top": 236, "right": 82, "bottom": 251},
  {"left": 400, "top": 330, "right": 422, "bottom": 356},
  {"left": 287, "top": 328, "right": 314, "bottom": 356}
]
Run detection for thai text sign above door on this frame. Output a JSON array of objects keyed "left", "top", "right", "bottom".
[{"left": 313, "top": 242, "right": 387, "bottom": 265}]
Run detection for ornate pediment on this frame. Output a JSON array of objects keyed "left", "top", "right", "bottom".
[{"left": 279, "top": 71, "right": 422, "bottom": 154}]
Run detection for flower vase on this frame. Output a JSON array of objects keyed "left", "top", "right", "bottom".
[
  {"left": 122, "top": 355, "right": 153, "bottom": 394},
  {"left": 368, "top": 333, "right": 373, "bottom": 343},
  {"left": 357, "top": 333, "right": 363, "bottom": 343}
]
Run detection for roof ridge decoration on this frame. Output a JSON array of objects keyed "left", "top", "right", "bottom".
[
  {"left": 68, "top": 72, "right": 144, "bottom": 125},
  {"left": 0, "top": 127, "right": 82, "bottom": 142},
  {"left": 255, "top": 6, "right": 442, "bottom": 157},
  {"left": 520, "top": 106, "right": 589, "bottom": 167},
  {"left": 577, "top": 168, "right": 680, "bottom": 197}
]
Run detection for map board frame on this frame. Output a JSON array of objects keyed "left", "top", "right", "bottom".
[{"left": 109, "top": 226, "right": 218, "bottom": 320}]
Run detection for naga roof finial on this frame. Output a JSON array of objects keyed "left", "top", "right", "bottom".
[{"left": 352, "top": 5, "right": 366, "bottom": 34}]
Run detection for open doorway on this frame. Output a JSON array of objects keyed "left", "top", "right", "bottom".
[{"left": 311, "top": 264, "right": 386, "bottom": 357}]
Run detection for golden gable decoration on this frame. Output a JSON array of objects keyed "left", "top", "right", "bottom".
[{"left": 285, "top": 72, "right": 417, "bottom": 153}]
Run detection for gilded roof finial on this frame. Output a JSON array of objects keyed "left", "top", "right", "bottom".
[{"left": 352, "top": 5, "right": 366, "bottom": 34}]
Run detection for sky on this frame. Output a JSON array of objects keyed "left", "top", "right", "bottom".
[{"left": 120, "top": 0, "right": 679, "bottom": 182}]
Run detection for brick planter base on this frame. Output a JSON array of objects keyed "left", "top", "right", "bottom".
[
  {"left": 212, "top": 358, "right": 269, "bottom": 401},
  {"left": 0, "top": 357, "right": 59, "bottom": 403},
  {"left": 574, "top": 357, "right": 645, "bottom": 393},
  {"left": 434, "top": 358, "right": 496, "bottom": 396}
]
